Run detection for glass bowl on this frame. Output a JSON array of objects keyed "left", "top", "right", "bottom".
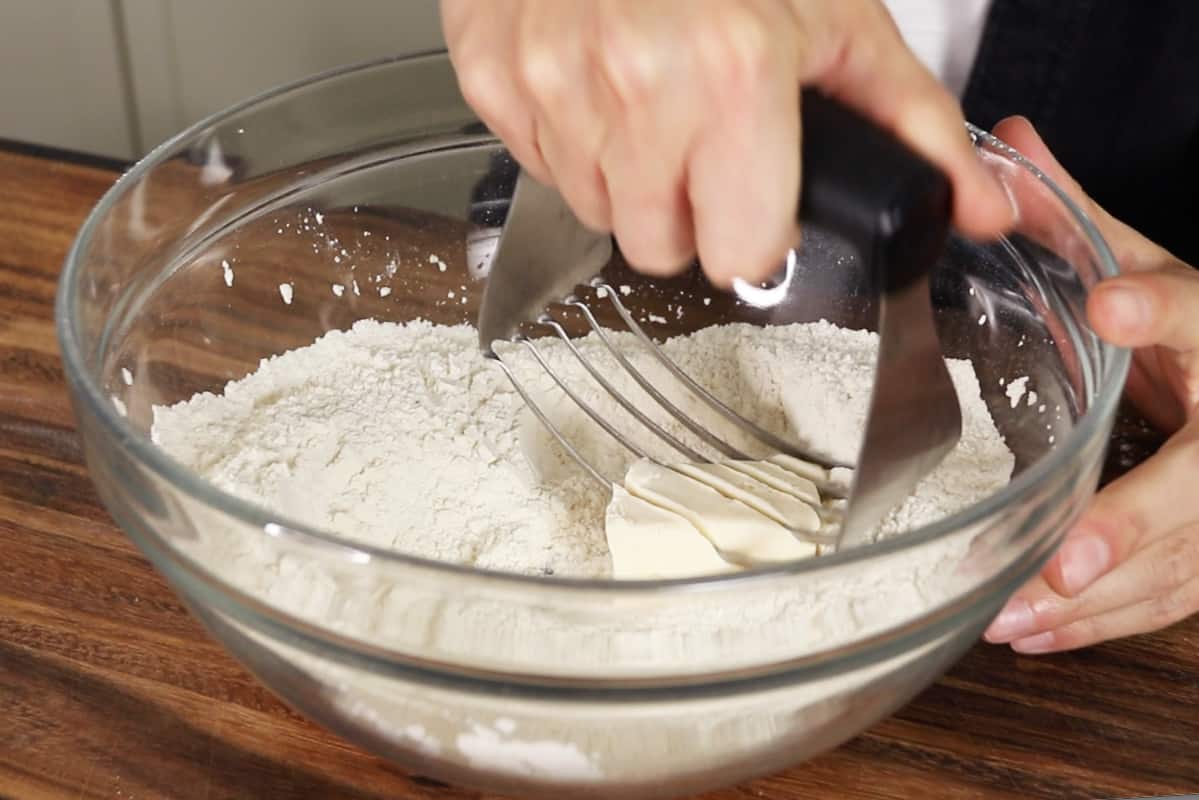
[{"left": 57, "top": 53, "right": 1127, "bottom": 798}]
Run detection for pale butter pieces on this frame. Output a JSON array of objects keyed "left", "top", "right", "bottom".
[
  {"left": 605, "top": 486, "right": 740, "bottom": 580},
  {"left": 605, "top": 457, "right": 834, "bottom": 580}
]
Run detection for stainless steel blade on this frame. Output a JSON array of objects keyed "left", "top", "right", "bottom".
[
  {"left": 477, "top": 171, "right": 613, "bottom": 354},
  {"left": 836, "top": 274, "right": 962, "bottom": 547}
]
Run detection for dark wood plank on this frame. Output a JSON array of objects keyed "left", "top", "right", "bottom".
[{"left": 0, "top": 144, "right": 1195, "bottom": 800}]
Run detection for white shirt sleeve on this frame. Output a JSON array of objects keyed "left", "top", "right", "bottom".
[{"left": 879, "top": 0, "right": 994, "bottom": 98}]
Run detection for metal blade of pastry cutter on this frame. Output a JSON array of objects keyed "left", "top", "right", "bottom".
[
  {"left": 477, "top": 172, "right": 613, "bottom": 354},
  {"left": 834, "top": 273, "right": 962, "bottom": 548}
]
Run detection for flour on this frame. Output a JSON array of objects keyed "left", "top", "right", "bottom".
[
  {"left": 151, "top": 317, "right": 1015, "bottom": 781},
  {"left": 150, "top": 315, "right": 1018, "bottom": 672},
  {"left": 152, "top": 318, "right": 1012, "bottom": 580},
  {"left": 1005, "top": 375, "right": 1030, "bottom": 408},
  {"left": 149, "top": 313, "right": 1017, "bottom": 673}
]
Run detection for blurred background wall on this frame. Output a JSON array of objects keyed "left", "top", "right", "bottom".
[{"left": 0, "top": 0, "right": 445, "bottom": 160}]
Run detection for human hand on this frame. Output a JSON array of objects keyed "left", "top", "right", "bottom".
[
  {"left": 984, "top": 116, "right": 1199, "bottom": 654},
  {"left": 440, "top": 0, "right": 1013, "bottom": 287}
]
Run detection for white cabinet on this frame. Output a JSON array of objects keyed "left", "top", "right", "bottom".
[
  {"left": 123, "top": 0, "right": 444, "bottom": 153},
  {"left": 0, "top": 0, "right": 445, "bottom": 160},
  {"left": 0, "top": 0, "right": 138, "bottom": 160}
]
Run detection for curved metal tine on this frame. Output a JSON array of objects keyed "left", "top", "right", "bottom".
[
  {"left": 527, "top": 324, "right": 844, "bottom": 548},
  {"left": 796, "top": 526, "right": 841, "bottom": 548},
  {"left": 518, "top": 335, "right": 654, "bottom": 466},
  {"left": 485, "top": 351, "right": 612, "bottom": 491},
  {"left": 594, "top": 280, "right": 845, "bottom": 472},
  {"left": 567, "top": 301, "right": 750, "bottom": 462},
  {"left": 537, "top": 313, "right": 707, "bottom": 464}
]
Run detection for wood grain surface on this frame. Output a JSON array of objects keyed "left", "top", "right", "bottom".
[{"left": 1, "top": 145, "right": 1195, "bottom": 800}]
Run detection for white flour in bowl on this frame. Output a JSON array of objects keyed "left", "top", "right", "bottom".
[
  {"left": 149, "top": 316, "right": 1017, "bottom": 779},
  {"left": 151, "top": 318, "right": 1014, "bottom": 579}
]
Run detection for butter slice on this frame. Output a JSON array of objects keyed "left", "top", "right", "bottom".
[
  {"left": 728, "top": 458, "right": 821, "bottom": 503},
  {"left": 764, "top": 453, "right": 853, "bottom": 498},
  {"left": 605, "top": 486, "right": 740, "bottom": 580},
  {"left": 672, "top": 462, "right": 821, "bottom": 532},
  {"left": 622, "top": 460, "right": 818, "bottom": 565},
  {"left": 767, "top": 453, "right": 828, "bottom": 483}
]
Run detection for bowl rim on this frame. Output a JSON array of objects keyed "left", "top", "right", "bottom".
[{"left": 56, "top": 52, "right": 1129, "bottom": 682}]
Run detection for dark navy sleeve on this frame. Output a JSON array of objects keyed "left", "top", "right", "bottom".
[{"left": 962, "top": 0, "right": 1199, "bottom": 265}]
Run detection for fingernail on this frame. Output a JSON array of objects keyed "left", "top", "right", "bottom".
[
  {"left": 1100, "top": 285, "right": 1151, "bottom": 333},
  {"left": 984, "top": 598, "right": 1035, "bottom": 643},
  {"left": 1058, "top": 535, "right": 1111, "bottom": 595},
  {"left": 1011, "top": 630, "right": 1056, "bottom": 654}
]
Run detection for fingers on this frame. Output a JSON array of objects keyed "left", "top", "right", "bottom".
[
  {"left": 592, "top": 2, "right": 701, "bottom": 274},
  {"left": 979, "top": 111, "right": 1199, "bottom": 655},
  {"left": 599, "top": 129, "right": 696, "bottom": 277},
  {"left": 1088, "top": 269, "right": 1199, "bottom": 354},
  {"left": 983, "top": 418, "right": 1199, "bottom": 651},
  {"left": 986, "top": 525, "right": 1199, "bottom": 648},
  {"left": 516, "top": 1, "right": 613, "bottom": 231},
  {"left": 982, "top": 575, "right": 1052, "bottom": 643},
  {"left": 807, "top": 0, "right": 1014, "bottom": 239},
  {"left": 991, "top": 114, "right": 1198, "bottom": 425},
  {"left": 990, "top": 117, "right": 1093, "bottom": 215},
  {"left": 1009, "top": 570, "right": 1199, "bottom": 653},
  {"left": 1089, "top": 269, "right": 1199, "bottom": 422},
  {"left": 685, "top": 5, "right": 802, "bottom": 286},
  {"left": 1038, "top": 422, "right": 1199, "bottom": 599},
  {"left": 448, "top": 0, "right": 1019, "bottom": 287},
  {"left": 443, "top": 0, "right": 551, "bottom": 184}
]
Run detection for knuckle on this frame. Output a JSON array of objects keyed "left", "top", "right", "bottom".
[
  {"left": 604, "top": 59, "right": 656, "bottom": 109},
  {"left": 598, "top": 32, "right": 659, "bottom": 108},
  {"left": 1049, "top": 626, "right": 1082, "bottom": 652},
  {"left": 519, "top": 45, "right": 569, "bottom": 104},
  {"left": 1157, "top": 535, "right": 1199, "bottom": 593},
  {"left": 1092, "top": 502, "right": 1153, "bottom": 554},
  {"left": 1073, "top": 617, "right": 1104, "bottom": 648},
  {"left": 1029, "top": 596, "right": 1069, "bottom": 632},
  {"left": 1147, "top": 582, "right": 1197, "bottom": 631},
  {"left": 1059, "top": 615, "right": 1105, "bottom": 650},
  {"left": 1143, "top": 533, "right": 1199, "bottom": 630},
  {"left": 1147, "top": 597, "right": 1180, "bottom": 631},
  {"left": 1126, "top": 506, "right": 1156, "bottom": 547},
  {"left": 694, "top": 13, "right": 776, "bottom": 95}
]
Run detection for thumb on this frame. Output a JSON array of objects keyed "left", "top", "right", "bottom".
[{"left": 1088, "top": 269, "right": 1199, "bottom": 354}]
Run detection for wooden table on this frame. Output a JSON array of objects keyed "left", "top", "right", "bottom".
[{"left": 1, "top": 144, "right": 1195, "bottom": 800}]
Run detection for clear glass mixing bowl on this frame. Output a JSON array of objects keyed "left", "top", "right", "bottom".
[{"left": 57, "top": 53, "right": 1127, "bottom": 798}]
